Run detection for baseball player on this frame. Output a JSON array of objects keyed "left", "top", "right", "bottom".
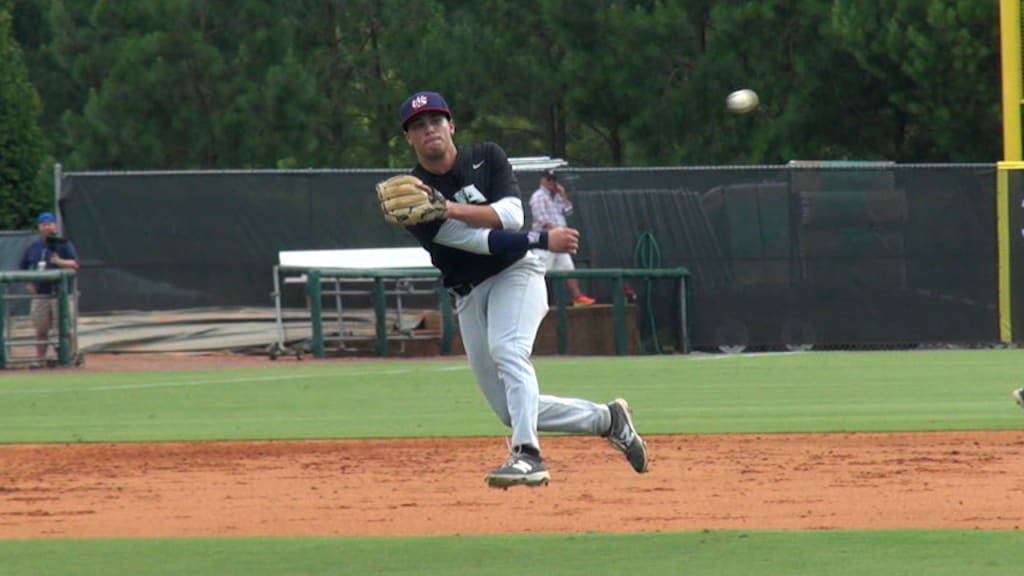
[{"left": 376, "top": 91, "right": 648, "bottom": 488}]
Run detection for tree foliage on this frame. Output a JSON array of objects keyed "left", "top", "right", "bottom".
[
  {"left": 0, "top": 3, "right": 48, "bottom": 229},
  {"left": 831, "top": 0, "right": 999, "bottom": 161},
  {"left": 2, "top": 0, "right": 1005, "bottom": 172}
]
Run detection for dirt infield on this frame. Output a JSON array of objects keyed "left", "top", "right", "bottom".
[{"left": 2, "top": 354, "right": 1023, "bottom": 538}]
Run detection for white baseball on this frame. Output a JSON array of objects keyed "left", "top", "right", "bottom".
[{"left": 726, "top": 89, "right": 759, "bottom": 114}]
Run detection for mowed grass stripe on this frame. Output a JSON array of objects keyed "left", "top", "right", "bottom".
[
  {"left": 0, "top": 350, "right": 1020, "bottom": 442},
  {"left": 1, "top": 530, "right": 1023, "bottom": 576}
]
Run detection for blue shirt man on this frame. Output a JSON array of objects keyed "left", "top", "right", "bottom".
[
  {"left": 19, "top": 212, "right": 79, "bottom": 295},
  {"left": 18, "top": 211, "right": 80, "bottom": 363}
]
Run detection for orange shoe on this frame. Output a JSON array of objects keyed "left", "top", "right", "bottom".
[{"left": 573, "top": 295, "right": 596, "bottom": 307}]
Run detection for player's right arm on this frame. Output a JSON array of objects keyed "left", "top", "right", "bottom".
[{"left": 431, "top": 219, "right": 578, "bottom": 255}]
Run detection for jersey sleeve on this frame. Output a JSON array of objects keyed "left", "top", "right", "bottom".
[{"left": 482, "top": 142, "right": 521, "bottom": 203}]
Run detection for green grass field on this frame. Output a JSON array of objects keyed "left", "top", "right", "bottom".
[{"left": 1, "top": 349, "right": 1023, "bottom": 575}]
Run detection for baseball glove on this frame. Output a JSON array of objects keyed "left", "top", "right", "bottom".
[{"left": 376, "top": 175, "right": 448, "bottom": 226}]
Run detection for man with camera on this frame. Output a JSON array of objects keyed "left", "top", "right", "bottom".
[{"left": 19, "top": 211, "right": 80, "bottom": 365}]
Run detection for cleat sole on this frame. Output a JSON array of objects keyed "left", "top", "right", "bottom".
[{"left": 485, "top": 473, "right": 551, "bottom": 489}]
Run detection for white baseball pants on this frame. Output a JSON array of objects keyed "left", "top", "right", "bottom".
[{"left": 455, "top": 253, "right": 611, "bottom": 452}]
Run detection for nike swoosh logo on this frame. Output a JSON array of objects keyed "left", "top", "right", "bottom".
[{"left": 473, "top": 160, "right": 485, "bottom": 170}]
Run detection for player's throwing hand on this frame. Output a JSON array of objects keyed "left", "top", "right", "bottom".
[{"left": 546, "top": 227, "right": 579, "bottom": 255}]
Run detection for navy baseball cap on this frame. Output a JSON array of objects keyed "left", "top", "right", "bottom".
[
  {"left": 37, "top": 212, "right": 56, "bottom": 224},
  {"left": 399, "top": 91, "right": 451, "bottom": 130}
]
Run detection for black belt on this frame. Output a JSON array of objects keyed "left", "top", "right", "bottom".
[{"left": 448, "top": 282, "right": 476, "bottom": 297}]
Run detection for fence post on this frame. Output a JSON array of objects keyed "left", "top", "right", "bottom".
[
  {"left": 57, "top": 274, "right": 71, "bottom": 366},
  {"left": 435, "top": 279, "right": 454, "bottom": 355},
  {"left": 0, "top": 284, "right": 6, "bottom": 369},
  {"left": 554, "top": 280, "right": 568, "bottom": 354},
  {"left": 680, "top": 271, "right": 692, "bottom": 354},
  {"left": 373, "top": 277, "right": 387, "bottom": 356},
  {"left": 613, "top": 275, "right": 626, "bottom": 355},
  {"left": 306, "top": 270, "right": 324, "bottom": 358}
]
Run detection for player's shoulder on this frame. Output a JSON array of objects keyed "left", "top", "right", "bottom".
[
  {"left": 461, "top": 141, "right": 509, "bottom": 162},
  {"left": 478, "top": 141, "right": 507, "bottom": 155}
]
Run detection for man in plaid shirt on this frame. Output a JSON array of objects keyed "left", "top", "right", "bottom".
[{"left": 529, "top": 170, "right": 595, "bottom": 306}]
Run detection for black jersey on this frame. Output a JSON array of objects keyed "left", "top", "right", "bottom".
[{"left": 406, "top": 142, "right": 526, "bottom": 291}]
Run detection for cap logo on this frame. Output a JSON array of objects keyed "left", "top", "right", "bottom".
[{"left": 412, "top": 95, "right": 429, "bottom": 110}]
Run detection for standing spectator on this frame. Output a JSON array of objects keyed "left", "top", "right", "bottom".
[
  {"left": 529, "top": 170, "right": 595, "bottom": 306},
  {"left": 19, "top": 212, "right": 79, "bottom": 364}
]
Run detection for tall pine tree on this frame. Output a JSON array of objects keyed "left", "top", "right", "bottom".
[{"left": 0, "top": 3, "right": 48, "bottom": 229}]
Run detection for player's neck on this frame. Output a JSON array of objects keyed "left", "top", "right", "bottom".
[{"left": 418, "top": 145, "right": 458, "bottom": 175}]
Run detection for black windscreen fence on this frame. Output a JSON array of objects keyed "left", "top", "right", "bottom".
[
  {"left": 59, "top": 164, "right": 997, "bottom": 350},
  {"left": 62, "top": 171, "right": 414, "bottom": 312}
]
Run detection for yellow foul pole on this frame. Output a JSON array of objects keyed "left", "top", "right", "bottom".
[
  {"left": 1001, "top": 0, "right": 1022, "bottom": 161},
  {"left": 998, "top": 1, "right": 1023, "bottom": 342}
]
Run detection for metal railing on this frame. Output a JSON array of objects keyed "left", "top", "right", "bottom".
[
  {"left": 291, "top": 266, "right": 690, "bottom": 358},
  {"left": 548, "top": 268, "right": 692, "bottom": 355},
  {"left": 0, "top": 270, "right": 78, "bottom": 368},
  {"left": 281, "top": 267, "right": 452, "bottom": 358}
]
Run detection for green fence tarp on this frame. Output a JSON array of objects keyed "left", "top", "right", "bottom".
[{"left": 60, "top": 165, "right": 997, "bottom": 350}]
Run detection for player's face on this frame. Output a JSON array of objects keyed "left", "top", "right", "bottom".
[{"left": 404, "top": 113, "right": 455, "bottom": 161}]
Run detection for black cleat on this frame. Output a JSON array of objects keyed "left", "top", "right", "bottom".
[
  {"left": 606, "top": 398, "right": 649, "bottom": 473},
  {"left": 485, "top": 449, "right": 551, "bottom": 488}
]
